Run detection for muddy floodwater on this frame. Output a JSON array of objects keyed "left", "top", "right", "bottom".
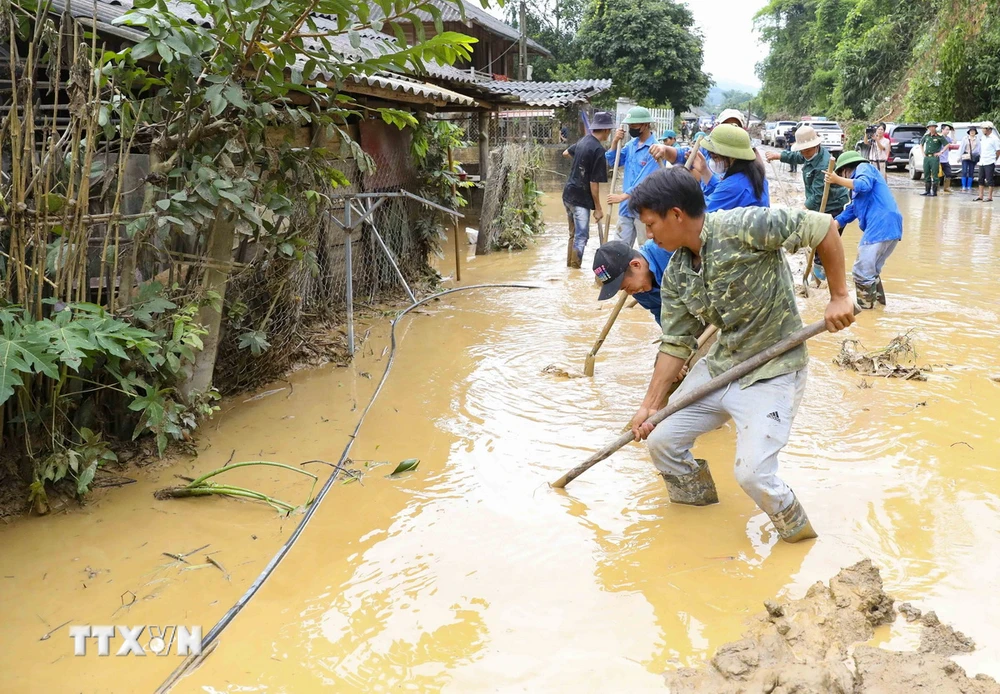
[{"left": 1, "top": 173, "right": 999, "bottom": 693}]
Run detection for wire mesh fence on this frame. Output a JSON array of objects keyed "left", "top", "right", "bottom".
[{"left": 210, "top": 121, "right": 435, "bottom": 395}]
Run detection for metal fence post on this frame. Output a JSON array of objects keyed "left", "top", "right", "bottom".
[{"left": 343, "top": 206, "right": 355, "bottom": 356}]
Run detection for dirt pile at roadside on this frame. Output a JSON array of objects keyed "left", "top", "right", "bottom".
[{"left": 664, "top": 560, "right": 999, "bottom": 693}]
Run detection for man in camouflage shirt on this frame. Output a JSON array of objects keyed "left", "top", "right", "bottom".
[{"left": 627, "top": 168, "right": 856, "bottom": 543}]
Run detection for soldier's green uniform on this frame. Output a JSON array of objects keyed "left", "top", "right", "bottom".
[
  {"left": 646, "top": 207, "right": 832, "bottom": 543},
  {"left": 778, "top": 148, "right": 850, "bottom": 216},
  {"left": 921, "top": 126, "right": 949, "bottom": 196}
]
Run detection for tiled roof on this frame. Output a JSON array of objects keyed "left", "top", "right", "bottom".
[{"left": 482, "top": 79, "right": 613, "bottom": 107}]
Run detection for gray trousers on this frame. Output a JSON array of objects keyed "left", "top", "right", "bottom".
[
  {"left": 853, "top": 239, "right": 898, "bottom": 287},
  {"left": 615, "top": 215, "right": 647, "bottom": 248},
  {"left": 646, "top": 359, "right": 807, "bottom": 515}
]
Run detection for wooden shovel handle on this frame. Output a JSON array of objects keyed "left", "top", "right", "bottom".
[{"left": 552, "top": 309, "right": 857, "bottom": 489}]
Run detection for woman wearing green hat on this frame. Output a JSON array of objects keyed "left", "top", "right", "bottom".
[
  {"left": 823, "top": 151, "right": 903, "bottom": 308},
  {"left": 689, "top": 124, "right": 769, "bottom": 211}
]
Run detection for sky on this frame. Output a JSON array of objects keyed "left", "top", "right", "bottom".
[{"left": 684, "top": 0, "right": 769, "bottom": 90}]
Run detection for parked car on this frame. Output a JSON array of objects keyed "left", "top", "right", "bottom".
[
  {"left": 773, "top": 121, "right": 797, "bottom": 147},
  {"left": 762, "top": 122, "right": 777, "bottom": 145},
  {"left": 855, "top": 123, "right": 924, "bottom": 171},
  {"left": 797, "top": 120, "right": 845, "bottom": 155},
  {"left": 908, "top": 122, "right": 976, "bottom": 180}
]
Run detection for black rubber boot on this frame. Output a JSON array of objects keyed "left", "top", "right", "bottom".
[
  {"left": 875, "top": 278, "right": 886, "bottom": 306},
  {"left": 855, "top": 280, "right": 877, "bottom": 309},
  {"left": 660, "top": 459, "right": 720, "bottom": 506},
  {"left": 769, "top": 495, "right": 818, "bottom": 543},
  {"left": 931, "top": 179, "right": 939, "bottom": 196}
]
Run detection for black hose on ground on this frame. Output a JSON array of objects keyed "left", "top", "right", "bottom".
[{"left": 156, "top": 283, "right": 540, "bottom": 692}]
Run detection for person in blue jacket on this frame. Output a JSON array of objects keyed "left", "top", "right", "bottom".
[
  {"left": 823, "top": 150, "right": 903, "bottom": 308},
  {"left": 606, "top": 106, "right": 661, "bottom": 247},
  {"left": 693, "top": 124, "right": 770, "bottom": 211},
  {"left": 592, "top": 240, "right": 672, "bottom": 324}
]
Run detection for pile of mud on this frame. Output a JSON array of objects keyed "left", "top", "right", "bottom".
[{"left": 665, "top": 560, "right": 998, "bottom": 693}]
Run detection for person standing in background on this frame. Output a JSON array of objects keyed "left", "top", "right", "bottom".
[
  {"left": 561, "top": 111, "right": 612, "bottom": 268},
  {"left": 958, "top": 126, "right": 979, "bottom": 192},
  {"left": 866, "top": 123, "right": 889, "bottom": 178},
  {"left": 976, "top": 121, "right": 1000, "bottom": 203},
  {"left": 606, "top": 106, "right": 660, "bottom": 247},
  {"left": 920, "top": 122, "right": 948, "bottom": 197},
  {"left": 937, "top": 123, "right": 957, "bottom": 194},
  {"left": 785, "top": 123, "right": 799, "bottom": 173}
]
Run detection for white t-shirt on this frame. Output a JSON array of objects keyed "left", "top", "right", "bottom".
[
  {"left": 872, "top": 135, "right": 890, "bottom": 161},
  {"left": 980, "top": 134, "right": 1000, "bottom": 166}
]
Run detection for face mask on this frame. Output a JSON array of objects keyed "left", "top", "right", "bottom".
[
  {"left": 709, "top": 157, "right": 727, "bottom": 175},
  {"left": 628, "top": 126, "right": 642, "bottom": 138}
]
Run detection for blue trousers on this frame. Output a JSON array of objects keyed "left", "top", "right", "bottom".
[
  {"left": 565, "top": 204, "right": 591, "bottom": 260},
  {"left": 961, "top": 159, "right": 976, "bottom": 189}
]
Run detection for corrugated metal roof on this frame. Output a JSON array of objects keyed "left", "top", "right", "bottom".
[
  {"left": 368, "top": 0, "right": 551, "bottom": 57},
  {"left": 349, "top": 73, "right": 477, "bottom": 106},
  {"left": 482, "top": 79, "right": 613, "bottom": 107}
]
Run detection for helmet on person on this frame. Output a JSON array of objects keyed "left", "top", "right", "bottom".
[
  {"left": 834, "top": 150, "right": 866, "bottom": 173},
  {"left": 623, "top": 106, "right": 652, "bottom": 124},
  {"left": 716, "top": 109, "right": 746, "bottom": 128},
  {"left": 701, "top": 124, "right": 755, "bottom": 161}
]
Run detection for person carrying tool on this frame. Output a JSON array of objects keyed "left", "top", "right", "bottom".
[
  {"left": 920, "top": 121, "right": 949, "bottom": 197},
  {"left": 561, "top": 111, "right": 613, "bottom": 268},
  {"left": 606, "top": 106, "right": 660, "bottom": 248},
  {"left": 765, "top": 125, "right": 850, "bottom": 282},
  {"left": 625, "top": 167, "right": 855, "bottom": 543},
  {"left": 823, "top": 151, "right": 903, "bottom": 309},
  {"left": 592, "top": 240, "right": 672, "bottom": 324}
]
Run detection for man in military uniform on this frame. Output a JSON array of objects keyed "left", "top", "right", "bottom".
[
  {"left": 625, "top": 167, "right": 856, "bottom": 543},
  {"left": 765, "top": 125, "right": 851, "bottom": 282},
  {"left": 921, "top": 121, "right": 949, "bottom": 196}
]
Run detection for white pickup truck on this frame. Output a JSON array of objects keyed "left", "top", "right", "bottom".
[{"left": 798, "top": 121, "right": 845, "bottom": 155}]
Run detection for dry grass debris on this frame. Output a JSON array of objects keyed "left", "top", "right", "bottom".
[{"left": 834, "top": 332, "right": 929, "bottom": 380}]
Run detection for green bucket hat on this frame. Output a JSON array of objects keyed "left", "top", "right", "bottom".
[
  {"left": 701, "top": 124, "right": 755, "bottom": 161},
  {"left": 834, "top": 150, "right": 866, "bottom": 173},
  {"left": 623, "top": 106, "right": 653, "bottom": 124}
]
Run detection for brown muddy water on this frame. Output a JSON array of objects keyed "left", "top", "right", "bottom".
[{"left": 1, "top": 176, "right": 999, "bottom": 693}]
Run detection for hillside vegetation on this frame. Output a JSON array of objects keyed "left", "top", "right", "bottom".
[{"left": 755, "top": 0, "right": 1000, "bottom": 124}]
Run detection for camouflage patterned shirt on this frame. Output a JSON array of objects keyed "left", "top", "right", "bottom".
[{"left": 658, "top": 207, "right": 832, "bottom": 387}]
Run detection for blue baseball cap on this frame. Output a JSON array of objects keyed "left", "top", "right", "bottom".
[{"left": 661, "top": 129, "right": 677, "bottom": 140}]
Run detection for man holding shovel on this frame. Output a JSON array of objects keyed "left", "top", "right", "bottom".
[
  {"left": 765, "top": 125, "right": 850, "bottom": 282},
  {"left": 626, "top": 167, "right": 855, "bottom": 543},
  {"left": 606, "top": 106, "right": 660, "bottom": 248},
  {"left": 562, "top": 111, "right": 613, "bottom": 268}
]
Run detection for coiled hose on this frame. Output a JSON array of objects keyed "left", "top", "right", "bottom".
[{"left": 156, "top": 283, "right": 539, "bottom": 692}]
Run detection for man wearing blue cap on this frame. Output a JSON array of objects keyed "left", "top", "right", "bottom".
[
  {"left": 562, "top": 111, "right": 613, "bottom": 267},
  {"left": 592, "top": 239, "right": 673, "bottom": 324},
  {"left": 607, "top": 106, "right": 660, "bottom": 248}
]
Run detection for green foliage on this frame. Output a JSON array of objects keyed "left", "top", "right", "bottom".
[
  {"left": 754, "top": 0, "right": 1000, "bottom": 123},
  {"left": 506, "top": 0, "right": 587, "bottom": 81},
  {"left": 720, "top": 89, "right": 755, "bottom": 112},
  {"left": 411, "top": 118, "right": 471, "bottom": 257},
  {"left": 574, "top": 0, "right": 710, "bottom": 110},
  {"left": 495, "top": 147, "right": 545, "bottom": 250}
]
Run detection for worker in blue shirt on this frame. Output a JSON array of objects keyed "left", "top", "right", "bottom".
[
  {"left": 606, "top": 106, "right": 660, "bottom": 248},
  {"left": 689, "top": 124, "right": 769, "bottom": 211},
  {"left": 824, "top": 150, "right": 903, "bottom": 309},
  {"left": 592, "top": 240, "right": 672, "bottom": 324}
]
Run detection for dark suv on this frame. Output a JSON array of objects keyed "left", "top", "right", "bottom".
[{"left": 855, "top": 124, "right": 925, "bottom": 170}]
